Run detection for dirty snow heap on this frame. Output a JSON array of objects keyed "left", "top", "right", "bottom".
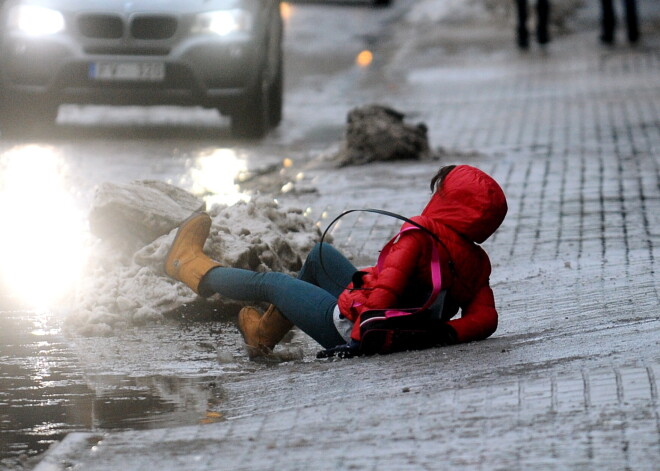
[
  {"left": 67, "top": 180, "right": 323, "bottom": 336},
  {"left": 335, "top": 104, "right": 431, "bottom": 166}
]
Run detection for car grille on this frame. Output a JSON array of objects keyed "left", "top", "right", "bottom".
[
  {"left": 131, "top": 16, "right": 177, "bottom": 40},
  {"left": 78, "top": 15, "right": 123, "bottom": 39},
  {"left": 77, "top": 14, "right": 178, "bottom": 40}
]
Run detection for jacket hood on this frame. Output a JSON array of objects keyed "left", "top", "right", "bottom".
[{"left": 421, "top": 165, "right": 507, "bottom": 244}]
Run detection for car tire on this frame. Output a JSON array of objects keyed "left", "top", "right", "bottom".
[
  {"left": 268, "top": 49, "right": 283, "bottom": 128},
  {"left": 231, "top": 70, "right": 270, "bottom": 139},
  {"left": 231, "top": 11, "right": 282, "bottom": 139}
]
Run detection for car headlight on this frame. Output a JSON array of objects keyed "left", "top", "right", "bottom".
[
  {"left": 8, "top": 5, "right": 66, "bottom": 35},
  {"left": 192, "top": 10, "right": 253, "bottom": 36}
]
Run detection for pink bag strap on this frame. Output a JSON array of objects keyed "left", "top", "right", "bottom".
[{"left": 376, "top": 226, "right": 442, "bottom": 312}]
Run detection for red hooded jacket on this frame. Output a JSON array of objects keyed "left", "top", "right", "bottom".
[{"left": 337, "top": 165, "right": 508, "bottom": 343}]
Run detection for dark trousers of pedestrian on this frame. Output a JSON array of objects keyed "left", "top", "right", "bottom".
[
  {"left": 600, "top": 0, "right": 640, "bottom": 44},
  {"left": 515, "top": 0, "right": 550, "bottom": 49}
]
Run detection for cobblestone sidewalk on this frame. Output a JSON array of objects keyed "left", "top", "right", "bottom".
[{"left": 35, "top": 362, "right": 660, "bottom": 471}]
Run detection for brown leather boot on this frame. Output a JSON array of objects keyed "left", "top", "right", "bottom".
[
  {"left": 238, "top": 305, "right": 294, "bottom": 358},
  {"left": 165, "top": 212, "right": 220, "bottom": 296}
]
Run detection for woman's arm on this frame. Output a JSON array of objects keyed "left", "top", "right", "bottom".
[{"left": 446, "top": 285, "right": 498, "bottom": 342}]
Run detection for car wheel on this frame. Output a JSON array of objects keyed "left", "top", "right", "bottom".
[
  {"left": 268, "top": 49, "right": 283, "bottom": 128},
  {"left": 231, "top": 10, "right": 282, "bottom": 139},
  {"left": 231, "top": 69, "right": 270, "bottom": 139}
]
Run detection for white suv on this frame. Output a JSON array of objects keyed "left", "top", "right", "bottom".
[{"left": 0, "top": 0, "right": 284, "bottom": 137}]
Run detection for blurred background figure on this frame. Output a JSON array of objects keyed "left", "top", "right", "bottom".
[
  {"left": 515, "top": 0, "right": 551, "bottom": 49},
  {"left": 600, "top": 0, "right": 640, "bottom": 44}
]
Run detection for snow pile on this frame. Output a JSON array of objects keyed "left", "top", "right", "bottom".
[
  {"left": 66, "top": 181, "right": 323, "bottom": 336},
  {"left": 334, "top": 105, "right": 431, "bottom": 167},
  {"left": 328, "top": 105, "right": 485, "bottom": 166},
  {"left": 88, "top": 180, "right": 205, "bottom": 250}
]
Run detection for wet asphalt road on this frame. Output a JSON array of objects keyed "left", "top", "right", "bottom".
[{"left": 0, "top": 2, "right": 405, "bottom": 468}]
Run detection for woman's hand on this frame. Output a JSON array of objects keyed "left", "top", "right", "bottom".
[{"left": 316, "top": 340, "right": 362, "bottom": 359}]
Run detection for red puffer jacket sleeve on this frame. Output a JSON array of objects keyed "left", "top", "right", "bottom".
[{"left": 447, "top": 285, "right": 498, "bottom": 342}]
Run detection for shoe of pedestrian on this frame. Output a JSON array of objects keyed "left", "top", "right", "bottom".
[
  {"left": 537, "top": 28, "right": 550, "bottom": 45},
  {"left": 600, "top": 32, "right": 615, "bottom": 45},
  {"left": 238, "top": 305, "right": 294, "bottom": 359},
  {"left": 627, "top": 29, "right": 639, "bottom": 44},
  {"left": 517, "top": 28, "right": 530, "bottom": 50},
  {"left": 165, "top": 212, "right": 221, "bottom": 296}
]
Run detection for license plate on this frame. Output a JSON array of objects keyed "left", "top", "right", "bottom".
[{"left": 89, "top": 62, "right": 165, "bottom": 82}]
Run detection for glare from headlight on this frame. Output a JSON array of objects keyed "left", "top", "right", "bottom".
[
  {"left": 9, "top": 5, "right": 65, "bottom": 35},
  {"left": 192, "top": 10, "right": 253, "bottom": 36}
]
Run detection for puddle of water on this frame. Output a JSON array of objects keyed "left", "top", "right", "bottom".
[{"left": 0, "top": 305, "right": 227, "bottom": 470}]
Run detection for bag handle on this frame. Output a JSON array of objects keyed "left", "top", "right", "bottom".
[
  {"left": 376, "top": 226, "right": 442, "bottom": 312},
  {"left": 319, "top": 208, "right": 447, "bottom": 295},
  {"left": 320, "top": 208, "right": 443, "bottom": 245}
]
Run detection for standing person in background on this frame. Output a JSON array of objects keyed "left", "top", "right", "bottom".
[
  {"left": 600, "top": 0, "right": 640, "bottom": 45},
  {"left": 515, "top": 0, "right": 551, "bottom": 50}
]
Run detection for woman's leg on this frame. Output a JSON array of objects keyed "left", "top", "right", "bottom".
[
  {"left": 515, "top": 0, "right": 530, "bottom": 49},
  {"left": 297, "top": 243, "right": 357, "bottom": 297},
  {"left": 536, "top": 0, "right": 550, "bottom": 44},
  {"left": 200, "top": 267, "right": 345, "bottom": 348},
  {"left": 624, "top": 0, "right": 639, "bottom": 43},
  {"left": 600, "top": 0, "right": 616, "bottom": 43}
]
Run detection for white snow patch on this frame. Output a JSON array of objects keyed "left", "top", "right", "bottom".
[
  {"left": 408, "top": 66, "right": 513, "bottom": 84},
  {"left": 405, "top": 0, "right": 493, "bottom": 24}
]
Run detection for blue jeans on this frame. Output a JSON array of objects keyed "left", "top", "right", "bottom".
[{"left": 199, "top": 243, "right": 356, "bottom": 348}]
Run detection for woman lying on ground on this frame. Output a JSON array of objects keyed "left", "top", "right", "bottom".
[{"left": 164, "top": 164, "right": 508, "bottom": 359}]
